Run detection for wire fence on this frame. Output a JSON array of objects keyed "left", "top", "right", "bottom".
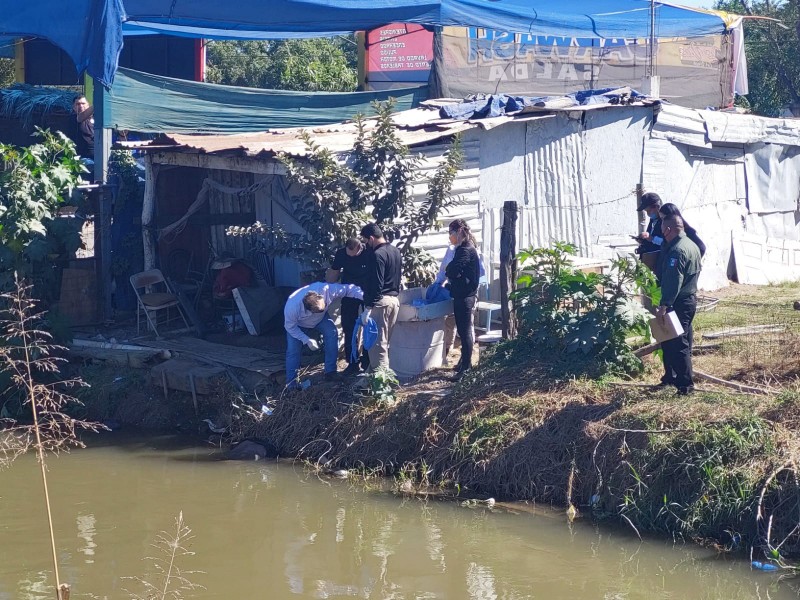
[{"left": 694, "top": 296, "right": 800, "bottom": 380}]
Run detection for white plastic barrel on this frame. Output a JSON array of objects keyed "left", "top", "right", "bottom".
[{"left": 389, "top": 316, "right": 446, "bottom": 381}]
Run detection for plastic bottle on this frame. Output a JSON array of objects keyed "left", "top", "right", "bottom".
[{"left": 751, "top": 561, "right": 780, "bottom": 572}]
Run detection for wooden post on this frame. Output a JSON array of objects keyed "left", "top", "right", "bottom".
[
  {"left": 142, "top": 156, "right": 159, "bottom": 271},
  {"left": 91, "top": 187, "right": 113, "bottom": 322},
  {"left": 500, "top": 201, "right": 518, "bottom": 339},
  {"left": 93, "top": 82, "right": 113, "bottom": 321},
  {"left": 99, "top": 186, "right": 113, "bottom": 321},
  {"left": 635, "top": 183, "right": 645, "bottom": 234}
]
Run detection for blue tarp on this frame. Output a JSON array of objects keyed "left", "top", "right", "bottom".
[
  {"left": 0, "top": 0, "right": 731, "bottom": 87},
  {"left": 0, "top": 0, "right": 125, "bottom": 87},
  {"left": 121, "top": 0, "right": 727, "bottom": 40},
  {"left": 104, "top": 68, "right": 428, "bottom": 132},
  {"left": 439, "top": 88, "right": 649, "bottom": 120}
]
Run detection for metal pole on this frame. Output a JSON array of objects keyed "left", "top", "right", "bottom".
[{"left": 648, "top": 0, "right": 656, "bottom": 77}]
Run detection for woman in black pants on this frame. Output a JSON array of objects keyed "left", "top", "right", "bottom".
[{"left": 445, "top": 219, "right": 481, "bottom": 375}]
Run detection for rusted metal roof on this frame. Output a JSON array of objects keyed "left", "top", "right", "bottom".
[
  {"left": 130, "top": 95, "right": 657, "bottom": 158},
  {"left": 138, "top": 104, "right": 477, "bottom": 158}
]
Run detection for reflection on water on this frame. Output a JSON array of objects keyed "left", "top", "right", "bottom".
[{"left": 0, "top": 434, "right": 797, "bottom": 599}]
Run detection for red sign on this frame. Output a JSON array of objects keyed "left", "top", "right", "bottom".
[{"left": 366, "top": 23, "right": 433, "bottom": 84}]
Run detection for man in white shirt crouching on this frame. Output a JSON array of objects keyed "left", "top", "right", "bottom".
[{"left": 283, "top": 282, "right": 363, "bottom": 389}]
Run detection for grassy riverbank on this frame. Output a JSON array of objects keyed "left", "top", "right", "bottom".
[{"left": 234, "top": 282, "right": 800, "bottom": 560}]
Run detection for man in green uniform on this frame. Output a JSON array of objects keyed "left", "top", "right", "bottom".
[{"left": 656, "top": 214, "right": 702, "bottom": 395}]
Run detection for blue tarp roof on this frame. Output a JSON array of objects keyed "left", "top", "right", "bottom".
[{"left": 0, "top": 0, "right": 732, "bottom": 87}]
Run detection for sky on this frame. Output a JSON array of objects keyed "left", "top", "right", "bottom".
[{"left": 671, "top": 0, "right": 714, "bottom": 7}]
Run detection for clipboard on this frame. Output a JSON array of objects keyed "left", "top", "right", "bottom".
[{"left": 649, "top": 311, "right": 684, "bottom": 343}]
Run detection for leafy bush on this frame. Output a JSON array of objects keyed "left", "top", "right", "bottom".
[
  {"left": 228, "top": 100, "right": 464, "bottom": 286},
  {"left": 513, "top": 242, "right": 655, "bottom": 375},
  {"left": 361, "top": 366, "right": 400, "bottom": 407},
  {"left": 0, "top": 129, "right": 86, "bottom": 302}
]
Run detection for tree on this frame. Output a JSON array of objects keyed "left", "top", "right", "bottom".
[
  {"left": 206, "top": 37, "right": 358, "bottom": 92},
  {"left": 716, "top": 0, "right": 800, "bottom": 116},
  {"left": 227, "top": 100, "right": 465, "bottom": 288}
]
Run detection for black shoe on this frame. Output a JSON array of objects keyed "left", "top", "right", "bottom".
[
  {"left": 324, "top": 371, "right": 343, "bottom": 382},
  {"left": 654, "top": 379, "right": 674, "bottom": 388},
  {"left": 677, "top": 386, "right": 695, "bottom": 396},
  {"left": 343, "top": 363, "right": 361, "bottom": 376}
]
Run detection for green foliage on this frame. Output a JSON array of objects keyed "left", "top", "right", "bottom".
[
  {"left": 228, "top": 100, "right": 465, "bottom": 285},
  {"left": 402, "top": 247, "right": 439, "bottom": 290},
  {"left": 360, "top": 366, "right": 400, "bottom": 406},
  {"left": 206, "top": 37, "right": 357, "bottom": 92},
  {"left": 716, "top": 0, "right": 800, "bottom": 116},
  {"left": 0, "top": 129, "right": 86, "bottom": 301},
  {"left": 513, "top": 242, "right": 655, "bottom": 375},
  {"left": 617, "top": 414, "right": 771, "bottom": 540},
  {"left": 455, "top": 411, "right": 518, "bottom": 459}
]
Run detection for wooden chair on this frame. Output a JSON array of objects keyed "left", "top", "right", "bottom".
[{"left": 130, "top": 269, "right": 190, "bottom": 337}]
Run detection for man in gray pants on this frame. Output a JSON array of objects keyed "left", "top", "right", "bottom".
[{"left": 359, "top": 223, "right": 402, "bottom": 370}]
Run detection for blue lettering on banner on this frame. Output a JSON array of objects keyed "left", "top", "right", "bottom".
[{"left": 465, "top": 27, "right": 648, "bottom": 73}]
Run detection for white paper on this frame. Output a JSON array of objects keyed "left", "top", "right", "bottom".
[{"left": 649, "top": 311, "right": 684, "bottom": 343}]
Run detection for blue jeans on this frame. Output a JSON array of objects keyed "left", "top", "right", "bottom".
[{"left": 285, "top": 313, "right": 339, "bottom": 387}]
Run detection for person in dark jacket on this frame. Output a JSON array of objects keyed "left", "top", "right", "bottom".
[
  {"left": 360, "top": 223, "right": 402, "bottom": 370},
  {"left": 635, "top": 192, "right": 664, "bottom": 257},
  {"left": 445, "top": 218, "right": 481, "bottom": 375},
  {"left": 658, "top": 203, "right": 706, "bottom": 257}
]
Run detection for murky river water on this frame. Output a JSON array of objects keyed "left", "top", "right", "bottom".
[{"left": 0, "top": 434, "right": 796, "bottom": 599}]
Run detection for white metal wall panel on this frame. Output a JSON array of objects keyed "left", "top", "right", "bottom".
[
  {"left": 745, "top": 211, "right": 800, "bottom": 243},
  {"left": 523, "top": 114, "right": 591, "bottom": 254},
  {"left": 733, "top": 232, "right": 800, "bottom": 284},
  {"left": 651, "top": 104, "right": 710, "bottom": 148},
  {"left": 583, "top": 108, "right": 651, "bottom": 253},
  {"left": 412, "top": 140, "right": 481, "bottom": 263},
  {"left": 703, "top": 110, "right": 800, "bottom": 145},
  {"left": 471, "top": 121, "right": 527, "bottom": 211},
  {"left": 642, "top": 137, "right": 747, "bottom": 289}
]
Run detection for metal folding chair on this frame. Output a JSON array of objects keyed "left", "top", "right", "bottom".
[{"left": 130, "top": 269, "right": 190, "bottom": 337}]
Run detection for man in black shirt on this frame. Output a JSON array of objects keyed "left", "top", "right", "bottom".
[
  {"left": 328, "top": 238, "right": 370, "bottom": 373},
  {"left": 360, "top": 223, "right": 402, "bottom": 370}
]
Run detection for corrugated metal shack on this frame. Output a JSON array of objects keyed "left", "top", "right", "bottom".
[{"left": 137, "top": 95, "right": 800, "bottom": 291}]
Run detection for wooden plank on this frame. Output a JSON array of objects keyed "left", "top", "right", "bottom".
[
  {"left": 139, "top": 336, "right": 284, "bottom": 376},
  {"left": 151, "top": 151, "right": 287, "bottom": 175},
  {"left": 60, "top": 268, "right": 98, "bottom": 326}
]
